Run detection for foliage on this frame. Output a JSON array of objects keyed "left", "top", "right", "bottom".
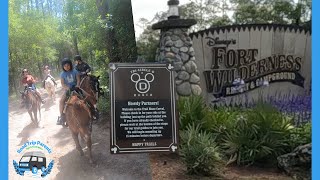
[
  {"left": 265, "top": 92, "right": 311, "bottom": 126},
  {"left": 179, "top": 123, "right": 224, "bottom": 176},
  {"left": 9, "top": 0, "right": 64, "bottom": 95},
  {"left": 287, "top": 122, "right": 311, "bottom": 150},
  {"left": 221, "top": 102, "right": 294, "bottom": 166},
  {"left": 136, "top": 24, "right": 159, "bottom": 62},
  {"left": 180, "top": 0, "right": 233, "bottom": 31},
  {"left": 178, "top": 95, "right": 209, "bottom": 131},
  {"left": 203, "top": 107, "right": 242, "bottom": 143},
  {"left": 231, "top": 0, "right": 312, "bottom": 25},
  {"left": 92, "top": 63, "right": 110, "bottom": 114}
]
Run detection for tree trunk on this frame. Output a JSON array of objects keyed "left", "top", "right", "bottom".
[
  {"left": 73, "top": 34, "right": 80, "bottom": 55},
  {"left": 96, "top": 0, "right": 109, "bottom": 20}
]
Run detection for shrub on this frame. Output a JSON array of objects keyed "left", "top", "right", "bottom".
[
  {"left": 203, "top": 107, "right": 241, "bottom": 143},
  {"left": 287, "top": 122, "right": 311, "bottom": 150},
  {"left": 178, "top": 95, "right": 209, "bottom": 130},
  {"left": 179, "top": 123, "right": 224, "bottom": 176},
  {"left": 94, "top": 68, "right": 110, "bottom": 114},
  {"left": 221, "top": 101, "right": 294, "bottom": 166}
]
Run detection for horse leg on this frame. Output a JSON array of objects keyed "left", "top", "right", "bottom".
[
  {"left": 83, "top": 132, "right": 93, "bottom": 164},
  {"left": 72, "top": 132, "right": 84, "bottom": 156},
  {"left": 53, "top": 88, "right": 56, "bottom": 101},
  {"left": 86, "top": 133, "right": 93, "bottom": 164},
  {"left": 33, "top": 107, "right": 39, "bottom": 127},
  {"left": 27, "top": 110, "right": 34, "bottom": 123},
  {"left": 38, "top": 103, "right": 41, "bottom": 123}
]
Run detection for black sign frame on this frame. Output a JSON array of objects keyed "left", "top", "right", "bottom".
[{"left": 109, "top": 63, "right": 178, "bottom": 154}]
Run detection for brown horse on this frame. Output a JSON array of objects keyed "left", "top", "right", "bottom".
[
  {"left": 78, "top": 75, "right": 102, "bottom": 118},
  {"left": 79, "top": 75, "right": 101, "bottom": 103},
  {"left": 65, "top": 93, "right": 95, "bottom": 163},
  {"left": 20, "top": 88, "right": 41, "bottom": 126},
  {"left": 64, "top": 76, "right": 98, "bottom": 163}
]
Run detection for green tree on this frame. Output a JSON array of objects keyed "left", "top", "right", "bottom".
[
  {"left": 231, "top": 0, "right": 311, "bottom": 25},
  {"left": 9, "top": 0, "right": 63, "bottom": 95}
]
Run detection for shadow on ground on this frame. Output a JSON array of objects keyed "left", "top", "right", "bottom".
[
  {"left": 54, "top": 120, "right": 152, "bottom": 180},
  {"left": 53, "top": 127, "right": 73, "bottom": 148},
  {"left": 17, "top": 122, "right": 37, "bottom": 146}
]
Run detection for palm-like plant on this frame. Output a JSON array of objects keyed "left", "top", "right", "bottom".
[
  {"left": 180, "top": 123, "right": 224, "bottom": 176},
  {"left": 221, "top": 102, "right": 294, "bottom": 166},
  {"left": 178, "top": 95, "right": 209, "bottom": 130}
]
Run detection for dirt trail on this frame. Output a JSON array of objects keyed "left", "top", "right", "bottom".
[{"left": 9, "top": 80, "right": 152, "bottom": 180}]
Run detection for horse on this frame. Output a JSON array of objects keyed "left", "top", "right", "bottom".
[
  {"left": 63, "top": 76, "right": 99, "bottom": 164},
  {"left": 80, "top": 74, "right": 103, "bottom": 101},
  {"left": 20, "top": 87, "right": 41, "bottom": 126},
  {"left": 78, "top": 74, "right": 104, "bottom": 118},
  {"left": 44, "top": 77, "right": 56, "bottom": 101},
  {"left": 65, "top": 92, "right": 95, "bottom": 163}
]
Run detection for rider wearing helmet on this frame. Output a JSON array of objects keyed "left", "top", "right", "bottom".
[
  {"left": 73, "top": 55, "right": 100, "bottom": 120},
  {"left": 43, "top": 65, "right": 57, "bottom": 88},
  {"left": 21, "top": 69, "right": 45, "bottom": 104},
  {"left": 73, "top": 55, "right": 91, "bottom": 77},
  {"left": 57, "top": 58, "right": 81, "bottom": 125}
]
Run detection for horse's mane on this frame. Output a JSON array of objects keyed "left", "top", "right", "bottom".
[
  {"left": 67, "top": 95, "right": 91, "bottom": 115},
  {"left": 79, "top": 76, "right": 97, "bottom": 105}
]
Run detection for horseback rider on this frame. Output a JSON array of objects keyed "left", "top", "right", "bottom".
[
  {"left": 74, "top": 55, "right": 91, "bottom": 77},
  {"left": 57, "top": 58, "right": 81, "bottom": 125},
  {"left": 73, "top": 55, "right": 100, "bottom": 119},
  {"left": 42, "top": 65, "right": 57, "bottom": 88},
  {"left": 74, "top": 55, "right": 103, "bottom": 95},
  {"left": 20, "top": 68, "right": 45, "bottom": 104},
  {"left": 57, "top": 58, "right": 98, "bottom": 125}
]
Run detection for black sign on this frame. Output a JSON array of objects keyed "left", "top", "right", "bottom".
[{"left": 109, "top": 63, "right": 178, "bottom": 154}]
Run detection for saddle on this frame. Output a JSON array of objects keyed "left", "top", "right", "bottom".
[
  {"left": 21, "top": 88, "right": 37, "bottom": 109},
  {"left": 66, "top": 87, "right": 84, "bottom": 100},
  {"left": 66, "top": 87, "right": 97, "bottom": 120}
]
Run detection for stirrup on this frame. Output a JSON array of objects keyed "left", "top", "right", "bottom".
[
  {"left": 56, "top": 116, "right": 63, "bottom": 125},
  {"left": 56, "top": 117, "right": 61, "bottom": 125},
  {"left": 93, "top": 109, "right": 99, "bottom": 120}
]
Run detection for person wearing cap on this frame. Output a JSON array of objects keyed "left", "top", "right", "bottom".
[{"left": 21, "top": 68, "right": 45, "bottom": 104}]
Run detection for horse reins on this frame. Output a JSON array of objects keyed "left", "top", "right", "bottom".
[{"left": 79, "top": 75, "right": 98, "bottom": 101}]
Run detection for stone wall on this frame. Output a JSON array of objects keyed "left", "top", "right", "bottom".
[{"left": 155, "top": 28, "right": 202, "bottom": 97}]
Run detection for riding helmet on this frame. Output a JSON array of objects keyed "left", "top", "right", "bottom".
[
  {"left": 74, "top": 55, "right": 82, "bottom": 61},
  {"left": 61, "top": 58, "right": 73, "bottom": 71}
]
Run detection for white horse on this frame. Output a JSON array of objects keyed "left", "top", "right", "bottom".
[{"left": 44, "top": 77, "right": 56, "bottom": 101}]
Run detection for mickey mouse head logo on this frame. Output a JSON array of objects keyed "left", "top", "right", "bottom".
[{"left": 130, "top": 73, "right": 154, "bottom": 94}]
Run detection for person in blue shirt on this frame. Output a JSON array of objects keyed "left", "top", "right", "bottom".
[{"left": 57, "top": 58, "right": 80, "bottom": 125}]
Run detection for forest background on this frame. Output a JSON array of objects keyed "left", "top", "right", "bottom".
[{"left": 9, "top": 0, "right": 311, "bottom": 97}]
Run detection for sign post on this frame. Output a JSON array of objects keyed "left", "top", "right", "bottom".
[{"left": 109, "top": 63, "right": 178, "bottom": 154}]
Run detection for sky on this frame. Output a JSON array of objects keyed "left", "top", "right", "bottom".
[
  {"left": 131, "top": 0, "right": 300, "bottom": 39},
  {"left": 131, "top": 0, "right": 190, "bottom": 39}
]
